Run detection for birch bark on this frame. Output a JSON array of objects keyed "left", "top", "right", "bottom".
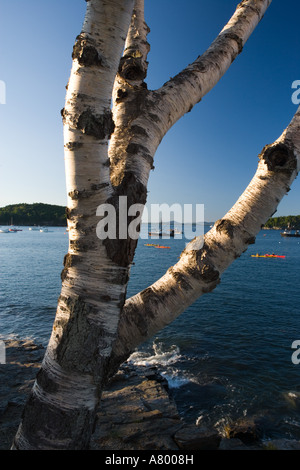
[
  {"left": 12, "top": 0, "right": 135, "bottom": 450},
  {"left": 110, "top": 108, "right": 300, "bottom": 370},
  {"left": 109, "top": 0, "right": 272, "bottom": 211},
  {"left": 12, "top": 0, "right": 289, "bottom": 451}
]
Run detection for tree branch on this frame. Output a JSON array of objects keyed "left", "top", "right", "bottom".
[
  {"left": 108, "top": 0, "right": 272, "bottom": 205},
  {"left": 109, "top": 105, "right": 300, "bottom": 372},
  {"left": 148, "top": 0, "right": 272, "bottom": 138},
  {"left": 118, "top": 0, "right": 150, "bottom": 85},
  {"left": 109, "top": 0, "right": 152, "bottom": 191}
]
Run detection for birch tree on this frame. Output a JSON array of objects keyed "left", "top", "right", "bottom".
[{"left": 12, "top": 0, "right": 300, "bottom": 450}]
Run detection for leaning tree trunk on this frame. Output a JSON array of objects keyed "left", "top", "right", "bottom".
[
  {"left": 11, "top": 0, "right": 284, "bottom": 450},
  {"left": 109, "top": 111, "right": 300, "bottom": 371}
]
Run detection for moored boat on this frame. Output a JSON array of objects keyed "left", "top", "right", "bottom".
[{"left": 280, "top": 229, "right": 300, "bottom": 238}]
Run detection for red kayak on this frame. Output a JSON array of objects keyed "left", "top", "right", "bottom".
[
  {"left": 144, "top": 244, "right": 170, "bottom": 249},
  {"left": 251, "top": 254, "right": 285, "bottom": 258}
]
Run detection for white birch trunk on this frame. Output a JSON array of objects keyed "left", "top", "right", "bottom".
[{"left": 12, "top": 0, "right": 134, "bottom": 450}]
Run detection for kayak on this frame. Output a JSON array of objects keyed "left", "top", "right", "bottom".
[
  {"left": 251, "top": 254, "right": 285, "bottom": 258},
  {"left": 144, "top": 244, "right": 170, "bottom": 249}
]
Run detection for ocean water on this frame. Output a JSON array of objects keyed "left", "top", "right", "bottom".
[{"left": 1, "top": 224, "right": 300, "bottom": 441}]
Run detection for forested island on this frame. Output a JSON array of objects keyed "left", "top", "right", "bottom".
[
  {"left": 263, "top": 215, "right": 300, "bottom": 230},
  {"left": 0, "top": 203, "right": 66, "bottom": 227}
]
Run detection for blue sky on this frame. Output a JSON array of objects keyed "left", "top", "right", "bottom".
[{"left": 0, "top": 0, "right": 299, "bottom": 222}]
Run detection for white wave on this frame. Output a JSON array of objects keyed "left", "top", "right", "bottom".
[
  {"left": 128, "top": 342, "right": 182, "bottom": 367},
  {"left": 283, "top": 391, "right": 300, "bottom": 409},
  {"left": 161, "top": 371, "right": 191, "bottom": 389},
  {"left": 283, "top": 417, "right": 300, "bottom": 428},
  {"left": 128, "top": 341, "right": 199, "bottom": 389},
  {"left": 195, "top": 415, "right": 205, "bottom": 426}
]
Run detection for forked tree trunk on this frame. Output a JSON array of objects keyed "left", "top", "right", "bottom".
[{"left": 12, "top": 0, "right": 300, "bottom": 451}]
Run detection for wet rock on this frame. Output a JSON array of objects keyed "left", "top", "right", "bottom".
[
  {"left": 90, "top": 367, "right": 183, "bottom": 450},
  {"left": 225, "top": 417, "right": 264, "bottom": 444},
  {"left": 219, "top": 438, "right": 255, "bottom": 450},
  {"left": 1, "top": 339, "right": 300, "bottom": 451},
  {"left": 173, "top": 424, "right": 221, "bottom": 450},
  {"left": 262, "top": 439, "right": 300, "bottom": 450},
  {"left": 1, "top": 341, "right": 183, "bottom": 450},
  {"left": 0, "top": 339, "right": 45, "bottom": 450}
]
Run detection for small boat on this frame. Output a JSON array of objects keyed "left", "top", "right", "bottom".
[
  {"left": 281, "top": 230, "right": 300, "bottom": 238},
  {"left": 251, "top": 253, "right": 286, "bottom": 258},
  {"left": 148, "top": 232, "right": 172, "bottom": 237},
  {"left": 40, "top": 228, "right": 48, "bottom": 232},
  {"left": 148, "top": 220, "right": 176, "bottom": 238},
  {"left": 148, "top": 230, "right": 177, "bottom": 237}
]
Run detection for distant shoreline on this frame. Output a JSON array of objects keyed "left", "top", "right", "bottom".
[{"left": 1, "top": 203, "right": 299, "bottom": 230}]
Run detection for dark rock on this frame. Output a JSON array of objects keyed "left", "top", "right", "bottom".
[
  {"left": 1, "top": 339, "right": 300, "bottom": 451},
  {"left": 219, "top": 438, "right": 257, "bottom": 450},
  {"left": 225, "top": 418, "right": 263, "bottom": 444},
  {"left": 173, "top": 424, "right": 221, "bottom": 450},
  {"left": 90, "top": 368, "right": 183, "bottom": 450},
  {"left": 0, "top": 339, "right": 45, "bottom": 449},
  {"left": 262, "top": 439, "right": 300, "bottom": 450}
]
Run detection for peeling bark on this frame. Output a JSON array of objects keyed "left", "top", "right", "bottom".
[
  {"left": 259, "top": 142, "right": 297, "bottom": 173},
  {"left": 76, "top": 108, "right": 115, "bottom": 140},
  {"left": 72, "top": 34, "right": 104, "bottom": 67}
]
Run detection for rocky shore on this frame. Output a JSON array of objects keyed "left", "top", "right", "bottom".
[{"left": 1, "top": 339, "right": 300, "bottom": 451}]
